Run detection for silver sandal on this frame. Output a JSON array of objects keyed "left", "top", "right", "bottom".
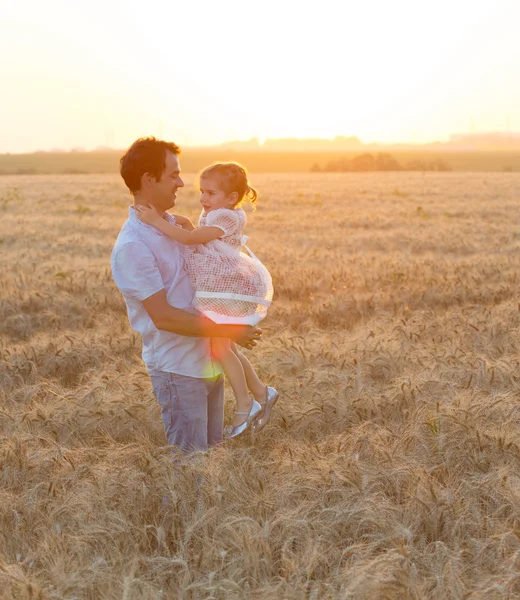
[
  {"left": 224, "top": 398, "right": 263, "bottom": 439},
  {"left": 253, "top": 386, "right": 279, "bottom": 433}
]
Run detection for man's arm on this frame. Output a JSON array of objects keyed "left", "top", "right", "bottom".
[
  {"left": 112, "top": 241, "right": 260, "bottom": 348},
  {"left": 141, "top": 290, "right": 261, "bottom": 349}
]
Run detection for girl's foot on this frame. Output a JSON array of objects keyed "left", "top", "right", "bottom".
[
  {"left": 224, "top": 399, "right": 263, "bottom": 439},
  {"left": 253, "top": 386, "right": 279, "bottom": 433}
]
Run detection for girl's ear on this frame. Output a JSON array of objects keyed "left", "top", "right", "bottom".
[{"left": 229, "top": 191, "right": 239, "bottom": 207}]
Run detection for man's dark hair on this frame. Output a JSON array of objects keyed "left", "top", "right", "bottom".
[{"left": 120, "top": 137, "right": 181, "bottom": 193}]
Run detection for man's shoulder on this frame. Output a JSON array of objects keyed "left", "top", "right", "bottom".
[
  {"left": 113, "top": 219, "right": 145, "bottom": 251},
  {"left": 111, "top": 219, "right": 183, "bottom": 270},
  {"left": 111, "top": 221, "right": 149, "bottom": 270}
]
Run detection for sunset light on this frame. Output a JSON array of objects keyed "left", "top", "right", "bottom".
[{"left": 1, "top": 0, "right": 519, "bottom": 152}]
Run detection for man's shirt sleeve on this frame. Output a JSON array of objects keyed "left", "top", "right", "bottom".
[{"left": 111, "top": 241, "right": 165, "bottom": 301}]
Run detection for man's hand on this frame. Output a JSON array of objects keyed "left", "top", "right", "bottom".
[{"left": 222, "top": 324, "right": 262, "bottom": 350}]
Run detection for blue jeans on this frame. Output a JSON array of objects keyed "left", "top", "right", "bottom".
[{"left": 149, "top": 371, "right": 224, "bottom": 452}]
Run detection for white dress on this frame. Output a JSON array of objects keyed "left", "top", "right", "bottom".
[{"left": 185, "top": 207, "right": 273, "bottom": 325}]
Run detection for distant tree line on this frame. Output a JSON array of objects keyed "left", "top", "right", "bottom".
[{"left": 311, "top": 152, "right": 452, "bottom": 172}]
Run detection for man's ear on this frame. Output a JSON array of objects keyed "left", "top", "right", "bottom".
[{"left": 141, "top": 172, "right": 155, "bottom": 191}]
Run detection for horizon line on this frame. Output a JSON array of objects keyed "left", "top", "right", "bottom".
[{"left": 4, "top": 131, "right": 520, "bottom": 155}]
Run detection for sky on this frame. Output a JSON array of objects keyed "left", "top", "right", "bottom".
[{"left": 1, "top": 0, "right": 519, "bottom": 153}]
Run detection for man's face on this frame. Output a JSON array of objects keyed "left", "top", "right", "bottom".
[
  {"left": 148, "top": 152, "right": 184, "bottom": 212},
  {"left": 199, "top": 176, "right": 236, "bottom": 213}
]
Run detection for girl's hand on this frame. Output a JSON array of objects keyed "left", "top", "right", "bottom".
[
  {"left": 135, "top": 204, "right": 163, "bottom": 226},
  {"left": 172, "top": 214, "right": 188, "bottom": 226},
  {"left": 173, "top": 214, "right": 196, "bottom": 231}
]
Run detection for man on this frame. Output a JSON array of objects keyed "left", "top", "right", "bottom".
[{"left": 111, "top": 137, "right": 261, "bottom": 452}]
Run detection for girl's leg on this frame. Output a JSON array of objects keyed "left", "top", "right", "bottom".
[
  {"left": 231, "top": 342, "right": 279, "bottom": 433},
  {"left": 230, "top": 343, "right": 267, "bottom": 403},
  {"left": 211, "top": 337, "right": 252, "bottom": 427}
]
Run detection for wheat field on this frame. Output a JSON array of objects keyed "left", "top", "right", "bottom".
[{"left": 1, "top": 172, "right": 520, "bottom": 599}]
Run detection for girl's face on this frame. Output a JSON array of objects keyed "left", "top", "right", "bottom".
[{"left": 199, "top": 175, "right": 238, "bottom": 213}]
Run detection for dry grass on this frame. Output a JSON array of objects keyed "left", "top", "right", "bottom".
[{"left": 1, "top": 172, "right": 520, "bottom": 599}]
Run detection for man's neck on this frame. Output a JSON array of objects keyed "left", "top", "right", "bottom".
[
  {"left": 133, "top": 192, "right": 148, "bottom": 206},
  {"left": 133, "top": 193, "right": 160, "bottom": 211}
]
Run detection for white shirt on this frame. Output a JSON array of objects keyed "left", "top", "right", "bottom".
[{"left": 111, "top": 207, "right": 221, "bottom": 378}]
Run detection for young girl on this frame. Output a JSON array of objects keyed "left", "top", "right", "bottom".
[{"left": 135, "top": 162, "right": 278, "bottom": 438}]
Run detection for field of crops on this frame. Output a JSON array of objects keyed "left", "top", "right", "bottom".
[{"left": 1, "top": 172, "right": 520, "bottom": 599}]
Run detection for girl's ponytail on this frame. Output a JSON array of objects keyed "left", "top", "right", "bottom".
[{"left": 245, "top": 185, "right": 258, "bottom": 210}]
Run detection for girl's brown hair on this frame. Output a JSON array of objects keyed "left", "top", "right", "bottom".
[{"left": 200, "top": 162, "right": 258, "bottom": 209}]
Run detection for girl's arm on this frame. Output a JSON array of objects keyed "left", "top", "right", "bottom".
[{"left": 135, "top": 205, "right": 223, "bottom": 245}]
